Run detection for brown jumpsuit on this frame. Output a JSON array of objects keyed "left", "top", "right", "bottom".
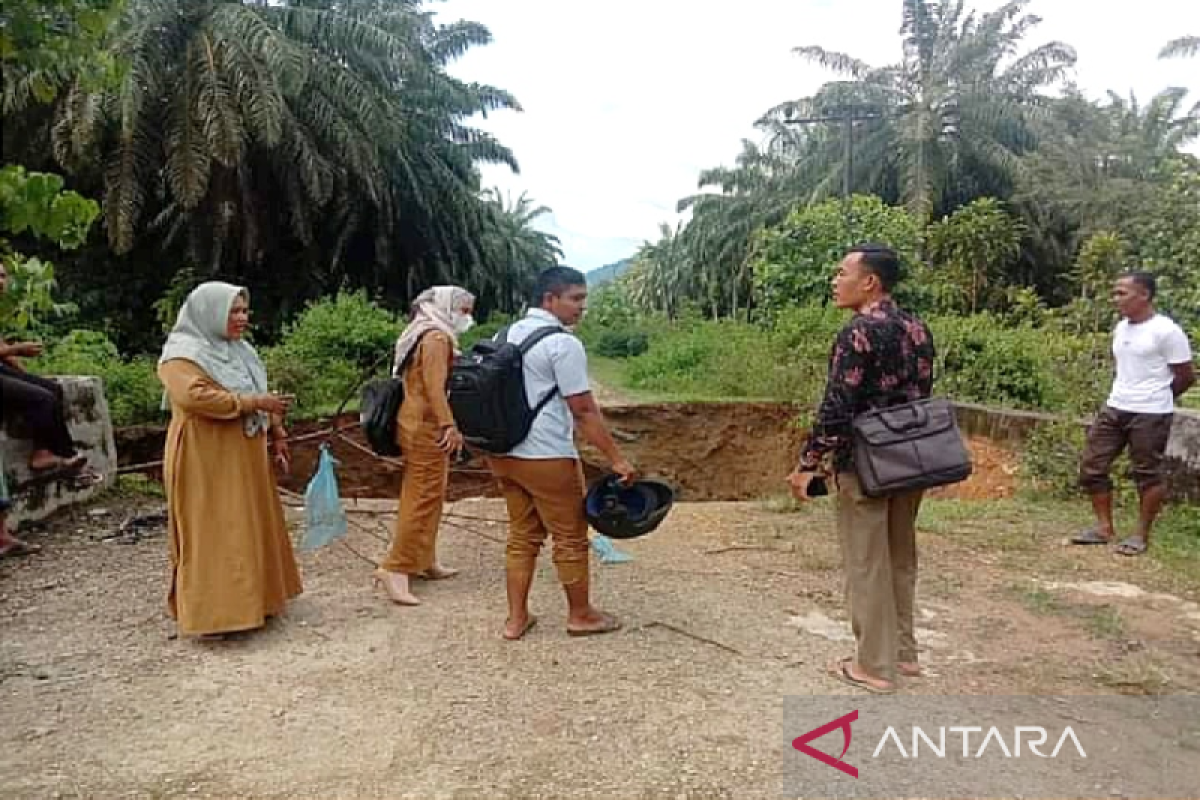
[{"left": 380, "top": 332, "right": 455, "bottom": 574}]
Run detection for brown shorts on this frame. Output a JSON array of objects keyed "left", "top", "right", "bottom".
[{"left": 1078, "top": 405, "right": 1174, "bottom": 493}]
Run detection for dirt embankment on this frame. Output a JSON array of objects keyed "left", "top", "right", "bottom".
[{"left": 117, "top": 403, "right": 1019, "bottom": 502}]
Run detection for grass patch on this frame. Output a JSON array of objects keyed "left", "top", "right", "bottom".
[
  {"left": 112, "top": 473, "right": 165, "bottom": 499},
  {"left": 1144, "top": 504, "right": 1200, "bottom": 585},
  {"left": 1091, "top": 654, "right": 1174, "bottom": 695},
  {"left": 589, "top": 357, "right": 678, "bottom": 404},
  {"left": 1084, "top": 605, "right": 1125, "bottom": 639},
  {"left": 920, "top": 498, "right": 1199, "bottom": 589},
  {"left": 759, "top": 493, "right": 806, "bottom": 515},
  {"left": 590, "top": 356, "right": 786, "bottom": 404},
  {"left": 1009, "top": 583, "right": 1065, "bottom": 615}
]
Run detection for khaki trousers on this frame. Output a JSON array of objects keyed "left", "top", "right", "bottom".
[
  {"left": 381, "top": 437, "right": 449, "bottom": 575},
  {"left": 836, "top": 471, "right": 924, "bottom": 682},
  {"left": 488, "top": 456, "right": 589, "bottom": 586}
]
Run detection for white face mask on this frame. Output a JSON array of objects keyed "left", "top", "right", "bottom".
[{"left": 453, "top": 312, "right": 475, "bottom": 334}]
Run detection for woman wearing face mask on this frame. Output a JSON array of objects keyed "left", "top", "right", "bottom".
[
  {"left": 157, "top": 282, "right": 302, "bottom": 638},
  {"left": 374, "top": 285, "right": 475, "bottom": 605}
]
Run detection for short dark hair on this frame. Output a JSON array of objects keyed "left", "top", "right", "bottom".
[
  {"left": 845, "top": 243, "right": 902, "bottom": 291},
  {"left": 1120, "top": 270, "right": 1157, "bottom": 300},
  {"left": 532, "top": 266, "right": 586, "bottom": 306}
]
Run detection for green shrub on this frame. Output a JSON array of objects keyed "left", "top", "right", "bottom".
[
  {"left": 593, "top": 329, "right": 649, "bottom": 358},
  {"left": 262, "top": 291, "right": 399, "bottom": 417},
  {"left": 622, "top": 319, "right": 818, "bottom": 401},
  {"left": 31, "top": 330, "right": 163, "bottom": 427},
  {"left": 275, "top": 290, "right": 398, "bottom": 369},
  {"left": 749, "top": 195, "right": 922, "bottom": 316},
  {"left": 931, "top": 316, "right": 1056, "bottom": 409}
]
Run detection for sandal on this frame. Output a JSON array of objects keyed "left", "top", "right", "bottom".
[
  {"left": 503, "top": 615, "right": 538, "bottom": 641},
  {"left": 1115, "top": 536, "right": 1148, "bottom": 556},
  {"left": 828, "top": 658, "right": 895, "bottom": 694},
  {"left": 65, "top": 469, "right": 103, "bottom": 490},
  {"left": 567, "top": 612, "right": 622, "bottom": 637},
  {"left": 1071, "top": 528, "right": 1111, "bottom": 545}
]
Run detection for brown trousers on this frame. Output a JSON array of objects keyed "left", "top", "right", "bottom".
[
  {"left": 487, "top": 456, "right": 589, "bottom": 586},
  {"left": 1079, "top": 405, "right": 1174, "bottom": 493},
  {"left": 836, "top": 472, "right": 924, "bottom": 682},
  {"left": 381, "top": 437, "right": 449, "bottom": 574}
]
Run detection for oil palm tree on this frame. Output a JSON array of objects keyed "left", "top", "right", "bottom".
[
  {"left": 51, "top": 0, "right": 519, "bottom": 282},
  {"left": 762, "top": 0, "right": 1076, "bottom": 218},
  {"left": 1160, "top": 36, "right": 1199, "bottom": 59}
]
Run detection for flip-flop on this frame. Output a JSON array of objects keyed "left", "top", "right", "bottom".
[
  {"left": 65, "top": 470, "right": 104, "bottom": 490},
  {"left": 503, "top": 615, "right": 538, "bottom": 641},
  {"left": 1071, "top": 528, "right": 1111, "bottom": 545},
  {"left": 567, "top": 613, "right": 622, "bottom": 637},
  {"left": 0, "top": 539, "right": 42, "bottom": 559},
  {"left": 828, "top": 658, "right": 895, "bottom": 694},
  {"left": 1115, "top": 536, "right": 1148, "bottom": 556}
]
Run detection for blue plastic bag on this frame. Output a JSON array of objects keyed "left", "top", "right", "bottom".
[
  {"left": 590, "top": 533, "right": 633, "bottom": 564},
  {"left": 301, "top": 444, "right": 347, "bottom": 550}
]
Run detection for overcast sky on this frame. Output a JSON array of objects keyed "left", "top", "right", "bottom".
[{"left": 434, "top": 0, "right": 1200, "bottom": 272}]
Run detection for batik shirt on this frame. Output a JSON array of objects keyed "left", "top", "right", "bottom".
[{"left": 798, "top": 298, "right": 936, "bottom": 473}]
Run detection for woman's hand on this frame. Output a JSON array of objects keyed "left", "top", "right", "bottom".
[
  {"left": 251, "top": 392, "right": 293, "bottom": 416},
  {"left": 271, "top": 435, "right": 291, "bottom": 476},
  {"left": 437, "top": 425, "right": 464, "bottom": 455}
]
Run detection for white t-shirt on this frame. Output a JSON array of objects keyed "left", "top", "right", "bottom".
[
  {"left": 503, "top": 309, "right": 591, "bottom": 459},
  {"left": 1106, "top": 314, "right": 1193, "bottom": 414}
]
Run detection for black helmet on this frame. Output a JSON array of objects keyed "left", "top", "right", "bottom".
[{"left": 584, "top": 474, "right": 675, "bottom": 540}]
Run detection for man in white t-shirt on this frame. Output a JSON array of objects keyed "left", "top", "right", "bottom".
[
  {"left": 1073, "top": 272, "right": 1195, "bottom": 556},
  {"left": 486, "top": 267, "right": 637, "bottom": 640}
]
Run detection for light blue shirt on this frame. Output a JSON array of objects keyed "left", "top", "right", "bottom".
[{"left": 503, "top": 309, "right": 591, "bottom": 459}]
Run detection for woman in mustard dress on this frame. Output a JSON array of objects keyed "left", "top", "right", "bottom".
[
  {"left": 157, "top": 282, "right": 302, "bottom": 637},
  {"left": 373, "top": 285, "right": 474, "bottom": 606}
]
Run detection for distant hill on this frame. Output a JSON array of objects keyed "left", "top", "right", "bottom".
[{"left": 587, "top": 257, "right": 633, "bottom": 286}]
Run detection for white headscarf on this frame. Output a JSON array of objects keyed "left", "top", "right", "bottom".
[
  {"left": 159, "top": 281, "right": 271, "bottom": 437},
  {"left": 392, "top": 285, "right": 475, "bottom": 376}
]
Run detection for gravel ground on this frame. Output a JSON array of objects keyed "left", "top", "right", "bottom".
[{"left": 2, "top": 493, "right": 1198, "bottom": 799}]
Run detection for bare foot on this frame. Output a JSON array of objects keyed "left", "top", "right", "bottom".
[
  {"left": 29, "top": 453, "right": 85, "bottom": 473},
  {"left": 897, "top": 661, "right": 922, "bottom": 678},
  {"left": 503, "top": 614, "right": 538, "bottom": 641},
  {"left": 0, "top": 536, "right": 42, "bottom": 558},
  {"left": 566, "top": 609, "right": 622, "bottom": 637}
]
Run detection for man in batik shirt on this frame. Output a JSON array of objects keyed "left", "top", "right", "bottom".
[{"left": 788, "top": 243, "right": 936, "bottom": 694}]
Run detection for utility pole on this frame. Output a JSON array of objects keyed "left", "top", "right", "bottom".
[{"left": 783, "top": 108, "right": 883, "bottom": 200}]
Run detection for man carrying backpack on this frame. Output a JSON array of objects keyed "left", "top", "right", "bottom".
[{"left": 486, "top": 267, "right": 637, "bottom": 641}]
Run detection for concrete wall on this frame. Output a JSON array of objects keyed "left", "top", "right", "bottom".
[
  {"left": 954, "top": 401, "right": 1200, "bottom": 502},
  {"left": 1164, "top": 410, "right": 1200, "bottom": 502},
  {"left": 1, "top": 376, "right": 118, "bottom": 530}
]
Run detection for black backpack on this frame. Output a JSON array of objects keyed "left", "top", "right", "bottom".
[
  {"left": 448, "top": 324, "right": 569, "bottom": 454},
  {"left": 359, "top": 331, "right": 431, "bottom": 457}
]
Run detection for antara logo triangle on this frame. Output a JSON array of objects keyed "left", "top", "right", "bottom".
[{"left": 792, "top": 710, "right": 859, "bottom": 778}]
